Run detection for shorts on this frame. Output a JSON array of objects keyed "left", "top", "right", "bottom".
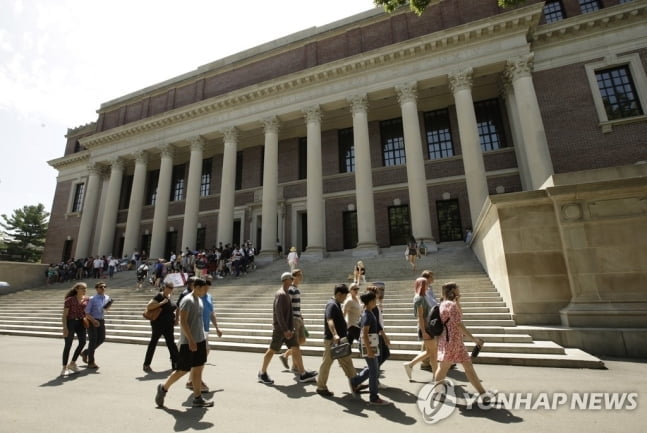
[
  {"left": 294, "top": 316, "right": 306, "bottom": 344},
  {"left": 176, "top": 340, "right": 207, "bottom": 371},
  {"left": 269, "top": 328, "right": 298, "bottom": 352}
]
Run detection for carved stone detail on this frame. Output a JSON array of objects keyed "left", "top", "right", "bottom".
[
  {"left": 395, "top": 82, "right": 418, "bottom": 105},
  {"left": 448, "top": 68, "right": 473, "bottom": 93}
]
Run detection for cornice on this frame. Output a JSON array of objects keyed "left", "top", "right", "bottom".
[
  {"left": 79, "top": 3, "right": 544, "bottom": 151},
  {"left": 531, "top": 1, "right": 647, "bottom": 46},
  {"left": 48, "top": 150, "right": 90, "bottom": 170}
]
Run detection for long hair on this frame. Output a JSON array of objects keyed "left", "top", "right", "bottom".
[
  {"left": 64, "top": 282, "right": 87, "bottom": 299},
  {"left": 414, "top": 277, "right": 427, "bottom": 296},
  {"left": 441, "top": 282, "right": 459, "bottom": 301}
]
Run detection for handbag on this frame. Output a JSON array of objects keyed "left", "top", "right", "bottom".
[
  {"left": 330, "top": 342, "right": 351, "bottom": 360},
  {"left": 82, "top": 317, "right": 90, "bottom": 329},
  {"left": 143, "top": 307, "right": 161, "bottom": 321}
]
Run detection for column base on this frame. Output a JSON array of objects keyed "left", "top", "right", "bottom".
[
  {"left": 300, "top": 247, "right": 326, "bottom": 261},
  {"left": 255, "top": 251, "right": 279, "bottom": 266},
  {"left": 560, "top": 302, "right": 647, "bottom": 327},
  {"left": 352, "top": 243, "right": 380, "bottom": 258}
]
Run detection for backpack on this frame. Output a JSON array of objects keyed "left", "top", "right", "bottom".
[{"left": 426, "top": 303, "right": 450, "bottom": 341}]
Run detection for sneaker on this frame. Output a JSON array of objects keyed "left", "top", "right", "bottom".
[
  {"left": 155, "top": 384, "right": 167, "bottom": 407},
  {"left": 298, "top": 371, "right": 317, "bottom": 383},
  {"left": 279, "top": 354, "right": 289, "bottom": 370},
  {"left": 186, "top": 382, "right": 210, "bottom": 393},
  {"left": 370, "top": 397, "right": 391, "bottom": 406},
  {"left": 403, "top": 362, "right": 413, "bottom": 381},
  {"left": 59, "top": 367, "right": 68, "bottom": 377},
  {"left": 316, "top": 388, "right": 334, "bottom": 397},
  {"left": 67, "top": 362, "right": 80, "bottom": 373},
  {"left": 257, "top": 372, "right": 274, "bottom": 385},
  {"left": 81, "top": 350, "right": 88, "bottom": 364},
  {"left": 192, "top": 396, "right": 214, "bottom": 408}
]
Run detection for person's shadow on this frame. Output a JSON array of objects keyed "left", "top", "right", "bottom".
[
  {"left": 40, "top": 369, "right": 94, "bottom": 387},
  {"left": 158, "top": 405, "right": 214, "bottom": 431}
]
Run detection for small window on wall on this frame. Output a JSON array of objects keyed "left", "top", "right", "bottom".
[
  {"left": 585, "top": 54, "right": 647, "bottom": 132},
  {"left": 72, "top": 183, "right": 85, "bottom": 213},
  {"left": 147, "top": 170, "right": 159, "bottom": 206},
  {"left": 475, "top": 99, "right": 507, "bottom": 152},
  {"left": 380, "top": 118, "right": 406, "bottom": 167},
  {"left": 171, "top": 165, "right": 185, "bottom": 201},
  {"left": 424, "top": 109, "right": 454, "bottom": 160},
  {"left": 543, "top": 0, "right": 566, "bottom": 23},
  {"left": 578, "top": 0, "right": 601, "bottom": 14},
  {"left": 338, "top": 128, "right": 355, "bottom": 173}
]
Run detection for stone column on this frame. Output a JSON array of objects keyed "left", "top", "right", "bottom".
[
  {"left": 217, "top": 127, "right": 238, "bottom": 246},
  {"left": 395, "top": 82, "right": 434, "bottom": 245},
  {"left": 505, "top": 53, "right": 554, "bottom": 190},
  {"left": 260, "top": 117, "right": 280, "bottom": 258},
  {"left": 347, "top": 94, "right": 379, "bottom": 257},
  {"left": 501, "top": 76, "right": 531, "bottom": 191},
  {"left": 74, "top": 163, "right": 102, "bottom": 259},
  {"left": 449, "top": 68, "right": 489, "bottom": 227},
  {"left": 149, "top": 144, "right": 174, "bottom": 259},
  {"left": 97, "top": 157, "right": 124, "bottom": 257},
  {"left": 122, "top": 151, "right": 148, "bottom": 257},
  {"left": 181, "top": 136, "right": 205, "bottom": 251},
  {"left": 302, "top": 105, "right": 325, "bottom": 258}
]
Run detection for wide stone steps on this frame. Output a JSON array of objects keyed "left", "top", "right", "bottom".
[{"left": 0, "top": 243, "right": 605, "bottom": 368}]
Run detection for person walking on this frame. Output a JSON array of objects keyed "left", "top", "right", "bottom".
[
  {"left": 82, "top": 282, "right": 112, "bottom": 369},
  {"left": 257, "top": 272, "right": 317, "bottom": 385},
  {"left": 61, "top": 282, "right": 88, "bottom": 376},
  {"left": 155, "top": 278, "right": 214, "bottom": 408},
  {"left": 407, "top": 236, "right": 418, "bottom": 271},
  {"left": 143, "top": 281, "right": 179, "bottom": 373},
  {"left": 402, "top": 277, "right": 438, "bottom": 381},
  {"left": 315, "top": 284, "right": 358, "bottom": 397},
  {"left": 343, "top": 283, "right": 361, "bottom": 346},
  {"left": 433, "top": 282, "right": 489, "bottom": 397},
  {"left": 279, "top": 269, "right": 309, "bottom": 372},
  {"left": 420, "top": 270, "right": 438, "bottom": 372},
  {"left": 287, "top": 247, "right": 299, "bottom": 273}
]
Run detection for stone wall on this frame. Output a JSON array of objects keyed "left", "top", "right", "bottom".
[{"left": 0, "top": 262, "right": 49, "bottom": 293}]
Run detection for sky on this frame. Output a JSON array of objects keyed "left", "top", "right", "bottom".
[{"left": 0, "top": 0, "right": 375, "bottom": 222}]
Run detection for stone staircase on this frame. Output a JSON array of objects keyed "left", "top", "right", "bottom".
[{"left": 0, "top": 243, "right": 604, "bottom": 368}]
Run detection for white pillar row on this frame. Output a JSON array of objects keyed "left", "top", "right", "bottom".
[
  {"left": 501, "top": 76, "right": 531, "bottom": 191},
  {"left": 181, "top": 136, "right": 205, "bottom": 252},
  {"left": 303, "top": 105, "right": 325, "bottom": 258},
  {"left": 448, "top": 68, "right": 489, "bottom": 227},
  {"left": 74, "top": 163, "right": 103, "bottom": 259},
  {"left": 260, "top": 117, "right": 280, "bottom": 257},
  {"left": 122, "top": 151, "right": 148, "bottom": 258},
  {"left": 505, "top": 53, "right": 554, "bottom": 190},
  {"left": 395, "top": 81, "right": 434, "bottom": 243},
  {"left": 217, "top": 127, "right": 238, "bottom": 247},
  {"left": 347, "top": 94, "right": 379, "bottom": 257},
  {"left": 149, "top": 144, "right": 174, "bottom": 260},
  {"left": 97, "top": 157, "right": 124, "bottom": 257}
]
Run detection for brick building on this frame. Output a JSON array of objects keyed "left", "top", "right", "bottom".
[{"left": 44, "top": 0, "right": 647, "bottom": 265}]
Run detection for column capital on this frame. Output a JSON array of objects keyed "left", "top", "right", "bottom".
[
  {"left": 222, "top": 127, "right": 239, "bottom": 143},
  {"left": 302, "top": 105, "right": 322, "bottom": 124},
  {"left": 158, "top": 144, "right": 175, "bottom": 159},
  {"left": 261, "top": 117, "right": 280, "bottom": 135},
  {"left": 448, "top": 67, "right": 474, "bottom": 94},
  {"left": 347, "top": 94, "right": 368, "bottom": 115},
  {"left": 189, "top": 136, "right": 206, "bottom": 151},
  {"left": 133, "top": 150, "right": 148, "bottom": 165},
  {"left": 108, "top": 156, "right": 125, "bottom": 170},
  {"left": 87, "top": 162, "right": 101, "bottom": 176},
  {"left": 505, "top": 53, "right": 535, "bottom": 82},
  {"left": 395, "top": 81, "right": 418, "bottom": 105}
]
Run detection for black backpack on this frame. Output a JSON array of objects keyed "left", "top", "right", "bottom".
[{"left": 426, "top": 303, "right": 450, "bottom": 341}]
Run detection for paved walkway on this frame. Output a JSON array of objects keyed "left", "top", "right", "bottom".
[{"left": 1, "top": 335, "right": 645, "bottom": 433}]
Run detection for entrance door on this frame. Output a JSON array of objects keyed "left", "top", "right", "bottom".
[
  {"left": 342, "top": 211, "right": 358, "bottom": 250},
  {"left": 233, "top": 220, "right": 241, "bottom": 246},
  {"left": 388, "top": 205, "right": 411, "bottom": 245},
  {"left": 299, "top": 212, "right": 308, "bottom": 252},
  {"left": 436, "top": 199, "right": 463, "bottom": 242}
]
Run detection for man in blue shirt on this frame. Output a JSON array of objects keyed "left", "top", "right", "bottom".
[{"left": 82, "top": 282, "right": 112, "bottom": 368}]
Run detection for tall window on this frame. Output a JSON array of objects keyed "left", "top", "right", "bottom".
[
  {"left": 196, "top": 227, "right": 206, "bottom": 251},
  {"left": 235, "top": 151, "right": 243, "bottom": 190},
  {"left": 146, "top": 170, "right": 159, "bottom": 205},
  {"left": 72, "top": 183, "right": 85, "bottom": 212},
  {"left": 543, "top": 1, "right": 566, "bottom": 23},
  {"left": 119, "top": 175, "right": 133, "bottom": 209},
  {"left": 171, "top": 165, "right": 185, "bottom": 201},
  {"left": 475, "top": 99, "right": 507, "bottom": 152},
  {"left": 579, "top": 0, "right": 601, "bottom": 14},
  {"left": 298, "top": 137, "right": 307, "bottom": 180},
  {"left": 424, "top": 109, "right": 454, "bottom": 160},
  {"left": 200, "top": 158, "right": 212, "bottom": 197},
  {"left": 595, "top": 66, "right": 644, "bottom": 120},
  {"left": 388, "top": 205, "right": 410, "bottom": 245},
  {"left": 338, "top": 127, "right": 355, "bottom": 173},
  {"left": 380, "top": 118, "right": 406, "bottom": 166}
]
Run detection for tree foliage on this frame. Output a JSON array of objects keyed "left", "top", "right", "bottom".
[
  {"left": 0, "top": 204, "right": 49, "bottom": 262},
  {"left": 374, "top": 0, "right": 527, "bottom": 16}
]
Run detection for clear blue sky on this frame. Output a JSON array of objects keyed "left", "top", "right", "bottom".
[{"left": 0, "top": 0, "right": 375, "bottom": 220}]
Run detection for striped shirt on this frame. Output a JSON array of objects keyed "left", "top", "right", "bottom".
[{"left": 288, "top": 285, "right": 301, "bottom": 318}]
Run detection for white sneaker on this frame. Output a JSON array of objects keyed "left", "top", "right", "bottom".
[
  {"left": 60, "top": 367, "right": 68, "bottom": 377},
  {"left": 67, "top": 362, "right": 80, "bottom": 373},
  {"left": 403, "top": 362, "right": 413, "bottom": 381}
]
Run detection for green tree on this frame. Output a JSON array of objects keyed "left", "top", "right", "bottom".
[
  {"left": 0, "top": 204, "right": 49, "bottom": 262},
  {"left": 374, "top": 0, "right": 527, "bottom": 16}
]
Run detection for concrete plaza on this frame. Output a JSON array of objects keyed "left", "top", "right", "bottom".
[{"left": 0, "top": 335, "right": 645, "bottom": 433}]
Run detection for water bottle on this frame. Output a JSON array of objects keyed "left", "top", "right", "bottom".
[{"left": 471, "top": 343, "right": 482, "bottom": 358}]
